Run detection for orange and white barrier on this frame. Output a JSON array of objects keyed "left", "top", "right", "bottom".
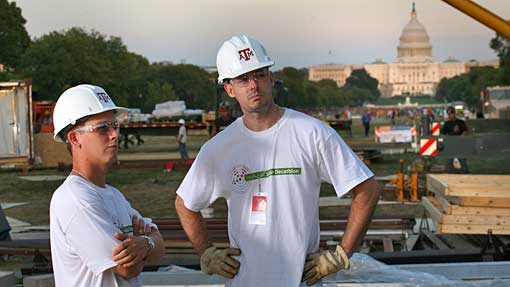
[
  {"left": 420, "top": 138, "right": 438, "bottom": 156},
  {"left": 431, "top": 122, "right": 440, "bottom": 136}
]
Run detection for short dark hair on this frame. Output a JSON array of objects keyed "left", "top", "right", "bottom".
[
  {"left": 447, "top": 106, "right": 455, "bottom": 114},
  {"left": 59, "top": 116, "right": 92, "bottom": 155}
]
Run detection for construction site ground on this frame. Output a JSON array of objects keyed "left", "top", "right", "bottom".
[{"left": 1, "top": 118, "right": 510, "bottom": 283}]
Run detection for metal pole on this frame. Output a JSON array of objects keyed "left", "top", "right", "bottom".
[{"left": 442, "top": 0, "right": 510, "bottom": 39}]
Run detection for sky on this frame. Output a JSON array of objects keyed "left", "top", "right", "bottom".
[{"left": 13, "top": 0, "right": 510, "bottom": 69}]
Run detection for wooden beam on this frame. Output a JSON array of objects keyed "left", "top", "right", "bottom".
[
  {"left": 439, "top": 224, "right": 510, "bottom": 235},
  {"left": 426, "top": 174, "right": 448, "bottom": 198},
  {"left": 421, "top": 196, "right": 443, "bottom": 225},
  {"left": 427, "top": 174, "right": 510, "bottom": 198},
  {"left": 446, "top": 184, "right": 510, "bottom": 198},
  {"left": 450, "top": 205, "right": 510, "bottom": 216},
  {"left": 450, "top": 196, "right": 510, "bottom": 208},
  {"left": 441, "top": 214, "right": 510, "bottom": 225}
]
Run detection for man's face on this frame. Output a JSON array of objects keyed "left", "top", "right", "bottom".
[
  {"left": 223, "top": 68, "right": 274, "bottom": 114},
  {"left": 448, "top": 111, "right": 456, "bottom": 121},
  {"left": 70, "top": 111, "right": 119, "bottom": 168},
  {"left": 219, "top": 107, "right": 232, "bottom": 120}
]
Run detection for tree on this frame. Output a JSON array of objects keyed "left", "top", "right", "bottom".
[
  {"left": 0, "top": 0, "right": 30, "bottom": 69},
  {"left": 20, "top": 27, "right": 149, "bottom": 102},
  {"left": 145, "top": 63, "right": 216, "bottom": 110},
  {"left": 345, "top": 69, "right": 380, "bottom": 98},
  {"left": 341, "top": 69, "right": 380, "bottom": 105},
  {"left": 274, "top": 67, "right": 308, "bottom": 108},
  {"left": 435, "top": 66, "right": 498, "bottom": 108},
  {"left": 490, "top": 34, "right": 510, "bottom": 85}
]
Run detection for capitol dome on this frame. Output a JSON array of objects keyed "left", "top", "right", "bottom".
[{"left": 397, "top": 3, "right": 433, "bottom": 63}]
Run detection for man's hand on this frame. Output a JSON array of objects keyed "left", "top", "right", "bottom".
[
  {"left": 200, "top": 246, "right": 241, "bottom": 279},
  {"left": 132, "top": 216, "right": 151, "bottom": 236},
  {"left": 112, "top": 232, "right": 150, "bottom": 267},
  {"left": 302, "top": 245, "right": 350, "bottom": 286}
]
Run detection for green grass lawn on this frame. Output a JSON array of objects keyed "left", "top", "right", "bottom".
[{"left": 2, "top": 118, "right": 509, "bottom": 226}]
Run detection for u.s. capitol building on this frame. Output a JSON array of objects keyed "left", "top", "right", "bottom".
[{"left": 308, "top": 4, "right": 499, "bottom": 97}]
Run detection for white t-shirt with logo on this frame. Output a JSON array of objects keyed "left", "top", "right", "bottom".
[
  {"left": 50, "top": 175, "right": 149, "bottom": 287},
  {"left": 177, "top": 108, "right": 374, "bottom": 287}
]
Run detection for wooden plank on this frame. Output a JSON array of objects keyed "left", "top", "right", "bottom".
[
  {"left": 445, "top": 184, "right": 510, "bottom": 198},
  {"left": 425, "top": 196, "right": 510, "bottom": 225},
  {"left": 450, "top": 205, "right": 510, "bottom": 216},
  {"left": 436, "top": 195, "right": 452, "bottom": 214},
  {"left": 439, "top": 224, "right": 510, "bottom": 235},
  {"left": 450, "top": 196, "right": 510, "bottom": 208},
  {"left": 441, "top": 214, "right": 510, "bottom": 225},
  {"left": 426, "top": 174, "right": 448, "bottom": 197},
  {"left": 427, "top": 174, "right": 510, "bottom": 198},
  {"left": 421, "top": 196, "right": 443, "bottom": 225},
  {"left": 430, "top": 174, "right": 510, "bottom": 183}
]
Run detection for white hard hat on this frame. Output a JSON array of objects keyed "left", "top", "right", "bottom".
[
  {"left": 53, "top": 84, "right": 127, "bottom": 142},
  {"left": 178, "top": 119, "right": 185, "bottom": 124},
  {"left": 216, "top": 35, "right": 274, "bottom": 83}
]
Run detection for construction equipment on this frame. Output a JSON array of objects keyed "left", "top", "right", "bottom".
[
  {"left": 33, "top": 101, "right": 55, "bottom": 133},
  {"left": 389, "top": 159, "right": 420, "bottom": 202},
  {"left": 442, "top": 0, "right": 510, "bottom": 39}
]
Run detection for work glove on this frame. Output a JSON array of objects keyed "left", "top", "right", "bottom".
[
  {"left": 302, "top": 245, "right": 350, "bottom": 286},
  {"left": 200, "top": 246, "right": 241, "bottom": 279}
]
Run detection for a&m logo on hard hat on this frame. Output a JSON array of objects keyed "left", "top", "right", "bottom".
[
  {"left": 96, "top": 92, "right": 111, "bottom": 103},
  {"left": 238, "top": 48, "right": 254, "bottom": 61}
]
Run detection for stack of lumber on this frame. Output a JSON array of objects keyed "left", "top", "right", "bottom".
[{"left": 423, "top": 174, "right": 510, "bottom": 235}]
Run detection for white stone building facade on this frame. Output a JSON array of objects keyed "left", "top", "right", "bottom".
[{"left": 308, "top": 4, "right": 499, "bottom": 97}]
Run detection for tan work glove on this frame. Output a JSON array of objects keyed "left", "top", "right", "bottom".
[
  {"left": 302, "top": 245, "right": 350, "bottom": 286},
  {"left": 200, "top": 246, "right": 241, "bottom": 279}
]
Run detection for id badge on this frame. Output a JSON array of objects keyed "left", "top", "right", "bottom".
[{"left": 249, "top": 192, "right": 267, "bottom": 225}]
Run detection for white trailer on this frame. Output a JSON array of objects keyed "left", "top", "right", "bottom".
[{"left": 0, "top": 80, "right": 34, "bottom": 167}]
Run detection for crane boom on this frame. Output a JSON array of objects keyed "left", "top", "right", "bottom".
[{"left": 442, "top": 0, "right": 510, "bottom": 39}]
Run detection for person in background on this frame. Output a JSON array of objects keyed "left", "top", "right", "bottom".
[
  {"left": 210, "top": 101, "right": 236, "bottom": 137},
  {"left": 441, "top": 106, "right": 468, "bottom": 136},
  {"left": 177, "top": 118, "right": 189, "bottom": 159},
  {"left": 362, "top": 110, "right": 372, "bottom": 137},
  {"left": 441, "top": 106, "right": 469, "bottom": 173}
]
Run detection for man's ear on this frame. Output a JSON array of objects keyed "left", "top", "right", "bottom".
[
  {"left": 224, "top": 83, "right": 236, "bottom": 99},
  {"left": 68, "top": 131, "right": 80, "bottom": 148}
]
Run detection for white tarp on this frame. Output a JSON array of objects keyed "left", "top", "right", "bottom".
[
  {"left": 152, "top": 101, "right": 186, "bottom": 118},
  {"left": 0, "top": 82, "right": 31, "bottom": 158},
  {"left": 379, "top": 129, "right": 412, "bottom": 143}
]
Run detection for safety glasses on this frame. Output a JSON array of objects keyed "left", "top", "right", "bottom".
[
  {"left": 230, "top": 68, "right": 270, "bottom": 87},
  {"left": 73, "top": 121, "right": 119, "bottom": 134}
]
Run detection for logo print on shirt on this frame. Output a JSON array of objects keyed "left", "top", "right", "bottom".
[
  {"left": 231, "top": 165, "right": 250, "bottom": 193},
  {"left": 238, "top": 48, "right": 254, "bottom": 61}
]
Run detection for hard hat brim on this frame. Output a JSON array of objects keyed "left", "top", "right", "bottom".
[
  {"left": 218, "top": 61, "right": 274, "bottom": 84},
  {"left": 53, "top": 106, "right": 128, "bottom": 142}
]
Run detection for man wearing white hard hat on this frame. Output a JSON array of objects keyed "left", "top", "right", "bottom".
[
  {"left": 175, "top": 35, "right": 380, "bottom": 287},
  {"left": 50, "top": 84, "right": 164, "bottom": 287},
  {"left": 177, "top": 118, "right": 189, "bottom": 159}
]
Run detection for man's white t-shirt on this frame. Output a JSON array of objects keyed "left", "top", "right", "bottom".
[
  {"left": 178, "top": 125, "right": 187, "bottom": 143},
  {"left": 50, "top": 175, "right": 149, "bottom": 287},
  {"left": 177, "top": 108, "right": 374, "bottom": 287}
]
